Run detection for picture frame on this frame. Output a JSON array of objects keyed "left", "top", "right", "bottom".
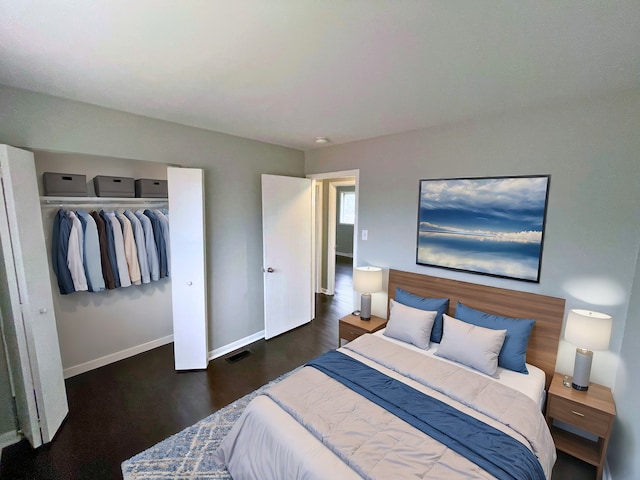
[{"left": 416, "top": 175, "right": 550, "bottom": 283}]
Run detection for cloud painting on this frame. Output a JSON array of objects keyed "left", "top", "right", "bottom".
[{"left": 416, "top": 176, "right": 550, "bottom": 282}]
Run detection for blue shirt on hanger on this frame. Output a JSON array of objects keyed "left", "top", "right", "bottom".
[{"left": 51, "top": 209, "right": 75, "bottom": 294}]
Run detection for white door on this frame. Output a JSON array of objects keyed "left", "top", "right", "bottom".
[
  {"left": 167, "top": 167, "right": 208, "bottom": 370},
  {"left": 262, "top": 174, "right": 312, "bottom": 339},
  {"left": 0, "top": 145, "right": 68, "bottom": 447}
]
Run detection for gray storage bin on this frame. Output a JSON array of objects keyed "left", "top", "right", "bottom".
[
  {"left": 43, "top": 172, "right": 87, "bottom": 197},
  {"left": 93, "top": 175, "right": 135, "bottom": 197},
  {"left": 135, "top": 178, "right": 168, "bottom": 198}
]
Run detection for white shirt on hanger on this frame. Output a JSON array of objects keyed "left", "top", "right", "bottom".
[
  {"left": 66, "top": 210, "right": 88, "bottom": 292},
  {"left": 124, "top": 210, "right": 150, "bottom": 284},
  {"left": 118, "top": 212, "right": 141, "bottom": 285}
]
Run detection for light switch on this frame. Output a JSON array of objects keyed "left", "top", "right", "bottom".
[{"left": 362, "top": 229, "right": 368, "bottom": 240}]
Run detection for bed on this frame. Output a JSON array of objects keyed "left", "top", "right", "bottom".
[{"left": 214, "top": 270, "right": 566, "bottom": 479}]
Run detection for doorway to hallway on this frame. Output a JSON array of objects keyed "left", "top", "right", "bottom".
[
  {"left": 308, "top": 169, "right": 358, "bottom": 331},
  {"left": 334, "top": 255, "right": 353, "bottom": 313},
  {"left": 314, "top": 255, "right": 353, "bottom": 323}
]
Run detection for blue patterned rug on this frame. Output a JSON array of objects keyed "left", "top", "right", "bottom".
[{"left": 121, "top": 368, "right": 299, "bottom": 479}]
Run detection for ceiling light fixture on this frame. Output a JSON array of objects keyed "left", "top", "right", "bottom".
[{"left": 314, "top": 136, "right": 330, "bottom": 145}]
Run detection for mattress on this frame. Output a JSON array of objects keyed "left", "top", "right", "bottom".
[{"left": 214, "top": 333, "right": 555, "bottom": 480}]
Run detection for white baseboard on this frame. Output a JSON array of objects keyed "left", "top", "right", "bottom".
[
  {"left": 335, "top": 252, "right": 353, "bottom": 258},
  {"left": 63, "top": 334, "right": 174, "bottom": 378},
  {"left": 0, "top": 430, "right": 22, "bottom": 458},
  {"left": 62, "top": 329, "right": 278, "bottom": 377},
  {"left": 208, "top": 331, "right": 265, "bottom": 360}
]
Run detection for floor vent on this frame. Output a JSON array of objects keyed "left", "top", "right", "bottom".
[{"left": 225, "top": 349, "right": 252, "bottom": 363}]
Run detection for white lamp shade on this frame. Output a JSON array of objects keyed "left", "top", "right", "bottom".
[
  {"left": 353, "top": 266, "right": 382, "bottom": 293},
  {"left": 564, "top": 309, "right": 612, "bottom": 351}
]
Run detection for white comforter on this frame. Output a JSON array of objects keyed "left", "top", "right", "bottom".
[{"left": 214, "top": 334, "right": 556, "bottom": 479}]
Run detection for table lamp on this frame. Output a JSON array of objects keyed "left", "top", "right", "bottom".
[
  {"left": 353, "top": 266, "right": 382, "bottom": 320},
  {"left": 564, "top": 309, "right": 612, "bottom": 391}
]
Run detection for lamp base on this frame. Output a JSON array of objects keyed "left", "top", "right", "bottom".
[
  {"left": 360, "top": 293, "right": 372, "bottom": 320},
  {"left": 572, "top": 348, "right": 593, "bottom": 391}
]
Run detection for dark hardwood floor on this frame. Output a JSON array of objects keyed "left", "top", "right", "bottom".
[{"left": 1, "top": 258, "right": 595, "bottom": 479}]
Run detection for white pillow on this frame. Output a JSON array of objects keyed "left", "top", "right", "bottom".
[
  {"left": 435, "top": 313, "right": 507, "bottom": 377},
  {"left": 383, "top": 299, "right": 437, "bottom": 349}
]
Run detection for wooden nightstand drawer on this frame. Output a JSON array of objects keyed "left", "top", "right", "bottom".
[
  {"left": 545, "top": 373, "right": 616, "bottom": 480},
  {"left": 548, "top": 396, "right": 611, "bottom": 436},
  {"left": 338, "top": 315, "right": 387, "bottom": 347},
  {"left": 340, "top": 324, "right": 364, "bottom": 342}
]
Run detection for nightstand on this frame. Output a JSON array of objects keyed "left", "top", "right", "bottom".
[
  {"left": 338, "top": 314, "right": 387, "bottom": 347},
  {"left": 545, "top": 372, "right": 616, "bottom": 480}
]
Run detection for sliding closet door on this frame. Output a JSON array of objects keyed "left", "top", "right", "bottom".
[
  {"left": 167, "top": 167, "right": 208, "bottom": 370},
  {"left": 0, "top": 145, "right": 68, "bottom": 447}
]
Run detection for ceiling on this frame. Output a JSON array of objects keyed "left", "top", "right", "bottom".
[{"left": 1, "top": 1, "right": 638, "bottom": 151}]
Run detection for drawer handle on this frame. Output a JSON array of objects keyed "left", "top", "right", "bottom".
[{"left": 571, "top": 410, "right": 585, "bottom": 417}]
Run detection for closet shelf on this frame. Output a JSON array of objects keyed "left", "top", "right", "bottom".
[{"left": 40, "top": 196, "right": 168, "bottom": 208}]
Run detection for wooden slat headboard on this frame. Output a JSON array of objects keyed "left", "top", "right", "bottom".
[{"left": 388, "top": 269, "right": 565, "bottom": 390}]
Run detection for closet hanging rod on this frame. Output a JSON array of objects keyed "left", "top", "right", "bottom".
[{"left": 40, "top": 196, "right": 168, "bottom": 209}]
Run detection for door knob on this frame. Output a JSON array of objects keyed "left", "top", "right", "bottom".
[
  {"left": 187, "top": 281, "right": 193, "bottom": 286},
  {"left": 266, "top": 267, "right": 274, "bottom": 273},
  {"left": 39, "top": 308, "right": 47, "bottom": 314}
]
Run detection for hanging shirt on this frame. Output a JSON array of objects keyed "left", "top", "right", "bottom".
[
  {"left": 135, "top": 210, "right": 159, "bottom": 282},
  {"left": 153, "top": 209, "right": 171, "bottom": 275},
  {"left": 66, "top": 211, "right": 88, "bottom": 292},
  {"left": 91, "top": 211, "right": 116, "bottom": 290},
  {"left": 124, "top": 210, "right": 150, "bottom": 284},
  {"left": 117, "top": 212, "right": 141, "bottom": 285},
  {"left": 143, "top": 209, "right": 167, "bottom": 279},
  {"left": 51, "top": 209, "right": 75, "bottom": 294},
  {"left": 99, "top": 210, "right": 122, "bottom": 288},
  {"left": 76, "top": 210, "right": 106, "bottom": 292},
  {"left": 105, "top": 211, "right": 132, "bottom": 288}
]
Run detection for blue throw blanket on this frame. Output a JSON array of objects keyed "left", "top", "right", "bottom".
[{"left": 308, "top": 350, "right": 545, "bottom": 480}]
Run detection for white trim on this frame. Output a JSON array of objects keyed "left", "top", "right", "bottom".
[
  {"left": 326, "top": 182, "right": 338, "bottom": 295},
  {"left": 313, "top": 182, "right": 323, "bottom": 294},
  {"left": 327, "top": 179, "right": 356, "bottom": 296},
  {"left": 208, "top": 331, "right": 265, "bottom": 360},
  {"left": 336, "top": 252, "right": 353, "bottom": 258},
  {"left": 0, "top": 430, "right": 22, "bottom": 455},
  {"left": 603, "top": 460, "right": 611, "bottom": 480},
  {"left": 63, "top": 334, "right": 174, "bottom": 378},
  {"left": 306, "top": 170, "right": 359, "bottom": 181}
]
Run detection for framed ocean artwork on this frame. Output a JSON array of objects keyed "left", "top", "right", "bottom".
[{"left": 416, "top": 175, "right": 550, "bottom": 282}]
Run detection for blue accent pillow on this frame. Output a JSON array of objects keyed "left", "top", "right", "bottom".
[
  {"left": 454, "top": 302, "right": 535, "bottom": 374},
  {"left": 395, "top": 288, "right": 449, "bottom": 343}
]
